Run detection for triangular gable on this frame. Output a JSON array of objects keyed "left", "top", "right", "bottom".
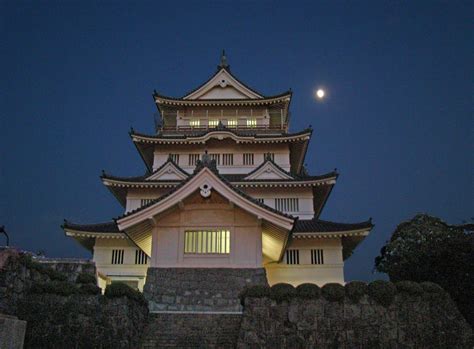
[
  {"left": 244, "top": 161, "right": 294, "bottom": 181},
  {"left": 146, "top": 161, "right": 189, "bottom": 181},
  {"left": 183, "top": 69, "right": 263, "bottom": 100}
]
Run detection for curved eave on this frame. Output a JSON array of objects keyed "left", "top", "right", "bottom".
[
  {"left": 62, "top": 221, "right": 125, "bottom": 252},
  {"left": 154, "top": 92, "right": 292, "bottom": 107}
]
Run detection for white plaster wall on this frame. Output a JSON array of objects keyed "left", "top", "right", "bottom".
[
  {"left": 151, "top": 204, "right": 262, "bottom": 268},
  {"left": 265, "top": 238, "right": 344, "bottom": 286},
  {"left": 126, "top": 187, "right": 170, "bottom": 213},
  {"left": 93, "top": 238, "right": 148, "bottom": 291},
  {"left": 152, "top": 143, "right": 290, "bottom": 173}
]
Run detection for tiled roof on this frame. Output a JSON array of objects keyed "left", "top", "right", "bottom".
[
  {"left": 62, "top": 220, "right": 120, "bottom": 233},
  {"left": 293, "top": 219, "right": 373, "bottom": 233}
]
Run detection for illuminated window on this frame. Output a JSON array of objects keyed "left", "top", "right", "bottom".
[
  {"left": 243, "top": 153, "right": 254, "bottom": 165},
  {"left": 111, "top": 249, "right": 124, "bottom": 264},
  {"left": 275, "top": 198, "right": 299, "bottom": 212},
  {"left": 222, "top": 154, "right": 233, "bottom": 166},
  {"left": 135, "top": 250, "right": 148, "bottom": 265},
  {"left": 227, "top": 119, "right": 238, "bottom": 128},
  {"left": 247, "top": 118, "right": 257, "bottom": 128},
  {"left": 189, "top": 119, "right": 200, "bottom": 127},
  {"left": 184, "top": 230, "right": 230, "bottom": 254},
  {"left": 286, "top": 249, "right": 299, "bottom": 264},
  {"left": 208, "top": 119, "right": 219, "bottom": 127},
  {"left": 189, "top": 154, "right": 200, "bottom": 166},
  {"left": 311, "top": 249, "right": 324, "bottom": 265}
]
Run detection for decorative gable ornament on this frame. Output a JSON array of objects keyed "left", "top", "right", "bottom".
[
  {"left": 244, "top": 161, "right": 294, "bottom": 181},
  {"left": 200, "top": 182, "right": 212, "bottom": 198}
]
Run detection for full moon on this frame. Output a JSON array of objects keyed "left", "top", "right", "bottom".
[{"left": 316, "top": 89, "right": 325, "bottom": 99}]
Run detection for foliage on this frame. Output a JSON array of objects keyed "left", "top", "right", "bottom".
[
  {"left": 375, "top": 214, "right": 474, "bottom": 325},
  {"left": 345, "top": 281, "right": 368, "bottom": 303},
  {"left": 29, "top": 281, "right": 78, "bottom": 296},
  {"left": 296, "top": 283, "right": 321, "bottom": 299},
  {"left": 76, "top": 272, "right": 96, "bottom": 285},
  {"left": 321, "top": 283, "right": 345, "bottom": 302},
  {"left": 269, "top": 283, "right": 296, "bottom": 303},
  {"left": 17, "top": 253, "right": 67, "bottom": 281},
  {"left": 368, "top": 280, "right": 397, "bottom": 307},
  {"left": 420, "top": 281, "right": 445, "bottom": 294},
  {"left": 395, "top": 281, "right": 423, "bottom": 296},
  {"left": 104, "top": 282, "right": 147, "bottom": 305},
  {"left": 79, "top": 283, "right": 102, "bottom": 295},
  {"left": 239, "top": 285, "right": 271, "bottom": 305}
]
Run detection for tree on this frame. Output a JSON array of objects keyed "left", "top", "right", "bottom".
[{"left": 375, "top": 214, "right": 474, "bottom": 327}]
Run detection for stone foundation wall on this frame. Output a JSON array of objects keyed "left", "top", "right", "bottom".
[
  {"left": 141, "top": 313, "right": 242, "bottom": 348},
  {"left": 0, "top": 314, "right": 26, "bottom": 349},
  {"left": 37, "top": 258, "right": 96, "bottom": 283},
  {"left": 144, "top": 268, "right": 267, "bottom": 312},
  {"left": 237, "top": 296, "right": 474, "bottom": 348}
]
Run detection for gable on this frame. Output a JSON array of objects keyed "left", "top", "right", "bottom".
[
  {"left": 245, "top": 162, "right": 294, "bottom": 181},
  {"left": 183, "top": 69, "right": 263, "bottom": 100},
  {"left": 146, "top": 162, "right": 188, "bottom": 181}
]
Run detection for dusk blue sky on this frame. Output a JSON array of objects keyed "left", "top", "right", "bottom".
[{"left": 1, "top": 1, "right": 472, "bottom": 281}]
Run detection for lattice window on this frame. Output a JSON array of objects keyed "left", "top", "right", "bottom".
[
  {"left": 209, "top": 153, "right": 220, "bottom": 165},
  {"left": 275, "top": 198, "right": 299, "bottom": 212},
  {"left": 184, "top": 230, "right": 230, "bottom": 254},
  {"left": 140, "top": 199, "right": 154, "bottom": 207},
  {"left": 189, "top": 119, "right": 200, "bottom": 127},
  {"left": 227, "top": 119, "right": 238, "bottom": 128},
  {"left": 247, "top": 118, "right": 257, "bottom": 128},
  {"left": 222, "top": 154, "right": 233, "bottom": 166},
  {"left": 311, "top": 249, "right": 324, "bottom": 265},
  {"left": 169, "top": 154, "right": 179, "bottom": 164},
  {"left": 243, "top": 153, "right": 254, "bottom": 165},
  {"left": 286, "top": 249, "right": 300, "bottom": 265},
  {"left": 111, "top": 249, "right": 124, "bottom": 264},
  {"left": 135, "top": 250, "right": 148, "bottom": 265},
  {"left": 208, "top": 119, "right": 219, "bottom": 127},
  {"left": 189, "top": 154, "right": 200, "bottom": 166}
]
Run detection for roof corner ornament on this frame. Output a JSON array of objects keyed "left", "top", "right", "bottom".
[
  {"left": 194, "top": 150, "right": 218, "bottom": 174},
  {"left": 217, "top": 49, "right": 230, "bottom": 71},
  {"left": 200, "top": 182, "right": 212, "bottom": 198}
]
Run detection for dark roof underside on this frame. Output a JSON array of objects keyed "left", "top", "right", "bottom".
[{"left": 293, "top": 219, "right": 373, "bottom": 233}]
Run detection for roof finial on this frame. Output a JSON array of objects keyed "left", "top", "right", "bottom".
[{"left": 218, "top": 49, "right": 230, "bottom": 71}]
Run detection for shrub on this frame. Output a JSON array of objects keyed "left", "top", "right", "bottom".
[
  {"left": 345, "top": 281, "right": 368, "bottom": 303},
  {"left": 76, "top": 272, "right": 96, "bottom": 285},
  {"left": 420, "top": 281, "right": 445, "bottom": 294},
  {"left": 396, "top": 281, "right": 423, "bottom": 296},
  {"left": 368, "top": 280, "right": 397, "bottom": 307},
  {"left": 80, "top": 283, "right": 101, "bottom": 295},
  {"left": 17, "top": 253, "right": 67, "bottom": 281},
  {"left": 321, "top": 283, "right": 345, "bottom": 302},
  {"left": 239, "top": 285, "right": 271, "bottom": 304},
  {"left": 270, "top": 283, "right": 296, "bottom": 303},
  {"left": 296, "top": 283, "right": 321, "bottom": 299},
  {"left": 29, "top": 281, "right": 79, "bottom": 296},
  {"left": 104, "top": 282, "right": 147, "bottom": 305}
]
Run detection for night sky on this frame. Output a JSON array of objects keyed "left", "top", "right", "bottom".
[{"left": 2, "top": 1, "right": 472, "bottom": 281}]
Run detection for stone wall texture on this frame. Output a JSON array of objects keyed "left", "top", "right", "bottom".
[
  {"left": 144, "top": 267, "right": 267, "bottom": 312},
  {"left": 0, "top": 314, "right": 26, "bottom": 349},
  {"left": 37, "top": 258, "right": 96, "bottom": 283},
  {"left": 141, "top": 313, "right": 242, "bottom": 348},
  {"left": 237, "top": 296, "right": 474, "bottom": 349}
]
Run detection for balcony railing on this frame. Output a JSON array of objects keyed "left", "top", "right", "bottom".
[{"left": 161, "top": 124, "right": 288, "bottom": 133}]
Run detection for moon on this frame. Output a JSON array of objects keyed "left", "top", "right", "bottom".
[{"left": 316, "top": 89, "right": 325, "bottom": 99}]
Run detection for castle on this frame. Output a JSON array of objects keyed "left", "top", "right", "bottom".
[{"left": 63, "top": 52, "right": 373, "bottom": 299}]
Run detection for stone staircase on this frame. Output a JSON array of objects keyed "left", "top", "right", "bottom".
[{"left": 140, "top": 313, "right": 242, "bottom": 348}]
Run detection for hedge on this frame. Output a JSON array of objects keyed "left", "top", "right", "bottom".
[
  {"left": 396, "top": 281, "right": 423, "bottom": 296},
  {"left": 17, "top": 254, "right": 67, "bottom": 281},
  {"left": 368, "top": 280, "right": 397, "bottom": 307},
  {"left": 104, "top": 282, "right": 147, "bottom": 305},
  {"left": 345, "top": 281, "right": 368, "bottom": 303},
  {"left": 296, "top": 283, "right": 321, "bottom": 299},
  {"left": 270, "top": 283, "right": 296, "bottom": 303},
  {"left": 322, "top": 283, "right": 345, "bottom": 302},
  {"left": 76, "top": 272, "right": 96, "bottom": 285}
]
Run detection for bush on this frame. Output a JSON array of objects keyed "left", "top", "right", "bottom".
[
  {"left": 80, "top": 283, "right": 101, "bottom": 295},
  {"left": 76, "top": 272, "right": 96, "bottom": 285},
  {"left": 104, "top": 282, "right": 147, "bottom": 305},
  {"left": 239, "top": 285, "right": 271, "bottom": 304},
  {"left": 321, "top": 283, "right": 345, "bottom": 302},
  {"left": 345, "top": 281, "right": 368, "bottom": 303},
  {"left": 17, "top": 253, "right": 67, "bottom": 281},
  {"left": 420, "top": 281, "right": 445, "bottom": 294},
  {"left": 368, "top": 280, "right": 397, "bottom": 307},
  {"left": 396, "top": 281, "right": 423, "bottom": 296},
  {"left": 29, "top": 281, "right": 79, "bottom": 296},
  {"left": 270, "top": 283, "right": 296, "bottom": 303},
  {"left": 296, "top": 283, "right": 321, "bottom": 299}
]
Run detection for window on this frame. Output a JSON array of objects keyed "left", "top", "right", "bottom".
[
  {"left": 140, "top": 199, "right": 154, "bottom": 207},
  {"left": 169, "top": 154, "right": 179, "bottom": 163},
  {"left": 275, "top": 198, "right": 299, "bottom": 212},
  {"left": 286, "top": 249, "right": 299, "bottom": 264},
  {"left": 256, "top": 198, "right": 264, "bottom": 204},
  {"left": 209, "top": 153, "right": 220, "bottom": 165},
  {"left": 264, "top": 152, "right": 275, "bottom": 161},
  {"left": 243, "top": 153, "right": 254, "bottom": 165},
  {"left": 208, "top": 119, "right": 219, "bottom": 128},
  {"left": 184, "top": 230, "right": 230, "bottom": 254},
  {"left": 247, "top": 118, "right": 257, "bottom": 128},
  {"left": 189, "top": 154, "right": 200, "bottom": 166},
  {"left": 222, "top": 154, "right": 233, "bottom": 166},
  {"left": 311, "top": 249, "right": 324, "bottom": 265},
  {"left": 189, "top": 119, "right": 200, "bottom": 128},
  {"left": 227, "top": 119, "right": 238, "bottom": 128},
  {"left": 111, "top": 249, "right": 124, "bottom": 264},
  {"left": 135, "top": 250, "right": 148, "bottom": 265}
]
